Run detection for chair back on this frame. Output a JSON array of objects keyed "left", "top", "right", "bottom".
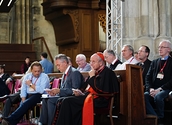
[
  {"left": 52, "top": 78, "right": 60, "bottom": 88},
  {"left": 0, "top": 81, "right": 14, "bottom": 102},
  {"left": 7, "top": 81, "right": 14, "bottom": 94},
  {"left": 93, "top": 93, "right": 116, "bottom": 125},
  {"left": 14, "top": 79, "right": 22, "bottom": 93}
]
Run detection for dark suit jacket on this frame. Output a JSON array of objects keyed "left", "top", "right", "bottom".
[
  {"left": 110, "top": 59, "right": 122, "bottom": 70},
  {"left": 0, "top": 73, "right": 11, "bottom": 96},
  {"left": 59, "top": 66, "right": 84, "bottom": 97},
  {"left": 1, "top": 73, "right": 10, "bottom": 82},
  {"left": 145, "top": 56, "right": 172, "bottom": 92},
  {"left": 137, "top": 59, "right": 151, "bottom": 85}
]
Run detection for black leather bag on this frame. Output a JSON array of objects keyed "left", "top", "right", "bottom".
[{"left": 8, "top": 92, "right": 21, "bottom": 103}]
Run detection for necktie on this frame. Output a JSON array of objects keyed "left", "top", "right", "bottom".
[{"left": 61, "top": 74, "right": 66, "bottom": 88}]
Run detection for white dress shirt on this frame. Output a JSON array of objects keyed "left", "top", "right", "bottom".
[{"left": 115, "top": 56, "right": 139, "bottom": 70}]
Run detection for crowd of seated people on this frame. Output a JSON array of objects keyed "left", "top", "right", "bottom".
[{"left": 1, "top": 40, "right": 172, "bottom": 125}]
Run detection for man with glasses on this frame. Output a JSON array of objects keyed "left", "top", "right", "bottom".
[
  {"left": 137, "top": 45, "right": 152, "bottom": 90},
  {"left": 75, "top": 54, "right": 91, "bottom": 72},
  {"left": 103, "top": 49, "right": 122, "bottom": 70},
  {"left": 144, "top": 40, "right": 172, "bottom": 125}
]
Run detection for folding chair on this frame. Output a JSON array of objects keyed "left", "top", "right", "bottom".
[{"left": 93, "top": 93, "right": 117, "bottom": 125}]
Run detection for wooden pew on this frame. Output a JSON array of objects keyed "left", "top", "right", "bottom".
[
  {"left": 114, "top": 64, "right": 157, "bottom": 125},
  {"left": 13, "top": 73, "right": 64, "bottom": 80},
  {"left": 48, "top": 73, "right": 63, "bottom": 78}
]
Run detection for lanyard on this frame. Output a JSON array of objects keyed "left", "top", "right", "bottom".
[
  {"left": 159, "top": 60, "right": 167, "bottom": 73},
  {"left": 31, "top": 76, "right": 39, "bottom": 85}
]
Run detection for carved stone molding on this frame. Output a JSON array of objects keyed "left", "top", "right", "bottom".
[
  {"left": 63, "top": 9, "right": 79, "bottom": 42},
  {"left": 98, "top": 14, "right": 106, "bottom": 33}
]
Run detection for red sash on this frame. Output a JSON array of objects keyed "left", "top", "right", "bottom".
[{"left": 82, "top": 87, "right": 98, "bottom": 125}]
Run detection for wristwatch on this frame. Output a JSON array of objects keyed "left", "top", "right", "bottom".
[{"left": 30, "top": 83, "right": 32, "bottom": 87}]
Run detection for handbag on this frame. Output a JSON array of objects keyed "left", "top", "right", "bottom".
[{"left": 8, "top": 92, "right": 21, "bottom": 103}]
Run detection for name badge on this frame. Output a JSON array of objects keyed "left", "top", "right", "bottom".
[
  {"left": 29, "top": 87, "right": 34, "bottom": 92},
  {"left": 157, "top": 73, "right": 164, "bottom": 79}
]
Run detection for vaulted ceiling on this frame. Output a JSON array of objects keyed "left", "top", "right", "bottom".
[{"left": 0, "top": 0, "right": 16, "bottom": 12}]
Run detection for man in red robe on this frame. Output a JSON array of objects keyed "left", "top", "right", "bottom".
[{"left": 55, "top": 52, "right": 119, "bottom": 125}]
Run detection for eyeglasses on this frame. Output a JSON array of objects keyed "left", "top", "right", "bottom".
[
  {"left": 158, "top": 46, "right": 169, "bottom": 49},
  {"left": 76, "top": 59, "right": 83, "bottom": 63}
]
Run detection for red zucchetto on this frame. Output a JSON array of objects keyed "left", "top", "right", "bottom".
[{"left": 96, "top": 52, "right": 105, "bottom": 61}]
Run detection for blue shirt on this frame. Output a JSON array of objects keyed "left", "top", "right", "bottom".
[
  {"left": 161, "top": 56, "right": 169, "bottom": 60},
  {"left": 77, "top": 63, "right": 91, "bottom": 71},
  {"left": 40, "top": 59, "right": 53, "bottom": 74},
  {"left": 20, "top": 72, "right": 50, "bottom": 98}
]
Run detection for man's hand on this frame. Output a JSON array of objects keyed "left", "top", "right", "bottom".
[
  {"left": 46, "top": 88, "right": 60, "bottom": 96},
  {"left": 72, "top": 89, "right": 85, "bottom": 96},
  {"left": 150, "top": 88, "right": 155, "bottom": 97},
  {"left": 89, "top": 67, "right": 96, "bottom": 77},
  {"left": 25, "top": 79, "right": 32, "bottom": 86},
  {"left": 149, "top": 88, "right": 162, "bottom": 97}
]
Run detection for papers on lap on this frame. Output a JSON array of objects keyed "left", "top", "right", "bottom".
[
  {"left": 42, "top": 94, "right": 59, "bottom": 98},
  {"left": 42, "top": 88, "right": 59, "bottom": 98}
]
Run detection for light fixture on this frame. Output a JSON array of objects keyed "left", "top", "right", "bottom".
[
  {"left": 0, "top": 0, "right": 4, "bottom": 6},
  {"left": 7, "top": 0, "right": 12, "bottom": 6}
]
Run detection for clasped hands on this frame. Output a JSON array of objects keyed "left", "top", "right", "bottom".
[
  {"left": 45, "top": 88, "right": 60, "bottom": 96},
  {"left": 149, "top": 88, "right": 162, "bottom": 97}
]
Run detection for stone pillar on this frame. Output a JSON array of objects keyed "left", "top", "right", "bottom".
[
  {"left": 21, "top": 0, "right": 26, "bottom": 44},
  {"left": 0, "top": 14, "right": 8, "bottom": 43},
  {"left": 26, "top": 0, "right": 30, "bottom": 44},
  {"left": 165, "top": 0, "right": 171, "bottom": 37},
  {"left": 140, "top": 0, "right": 149, "bottom": 36},
  {"left": 16, "top": 1, "right": 21, "bottom": 43},
  {"left": 159, "top": 0, "right": 166, "bottom": 36},
  {"left": 123, "top": 0, "right": 139, "bottom": 39},
  {"left": 148, "top": 0, "right": 159, "bottom": 37}
]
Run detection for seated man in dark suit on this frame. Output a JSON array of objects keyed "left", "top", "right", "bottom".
[
  {"left": 137, "top": 45, "right": 152, "bottom": 91},
  {"left": 144, "top": 40, "right": 172, "bottom": 124},
  {"left": 0, "top": 65, "right": 11, "bottom": 97},
  {"left": 55, "top": 52, "right": 119, "bottom": 125},
  {"left": 39, "top": 54, "right": 84, "bottom": 125},
  {"left": 103, "top": 49, "right": 122, "bottom": 70}
]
